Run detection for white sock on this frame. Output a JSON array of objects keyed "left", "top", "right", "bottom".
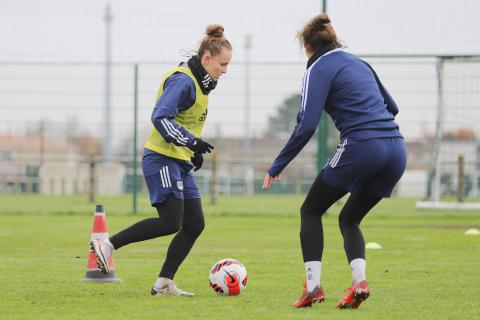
[
  {"left": 305, "top": 261, "right": 322, "bottom": 292},
  {"left": 349, "top": 258, "right": 366, "bottom": 285}
]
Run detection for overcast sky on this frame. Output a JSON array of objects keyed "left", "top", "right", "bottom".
[{"left": 0, "top": 0, "right": 479, "bottom": 143}]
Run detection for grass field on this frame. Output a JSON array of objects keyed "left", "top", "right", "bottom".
[{"left": 1, "top": 194, "right": 479, "bottom": 319}]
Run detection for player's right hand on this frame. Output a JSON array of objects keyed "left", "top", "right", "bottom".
[
  {"left": 189, "top": 138, "right": 214, "bottom": 154},
  {"left": 262, "top": 173, "right": 280, "bottom": 190}
]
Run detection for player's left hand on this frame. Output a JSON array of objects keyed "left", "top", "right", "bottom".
[
  {"left": 189, "top": 138, "right": 214, "bottom": 154},
  {"left": 191, "top": 153, "right": 203, "bottom": 171},
  {"left": 262, "top": 173, "right": 280, "bottom": 190}
]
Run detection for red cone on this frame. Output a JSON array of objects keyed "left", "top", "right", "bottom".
[{"left": 81, "top": 204, "right": 122, "bottom": 283}]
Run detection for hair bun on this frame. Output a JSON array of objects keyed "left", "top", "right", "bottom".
[
  {"left": 297, "top": 13, "right": 340, "bottom": 53},
  {"left": 315, "top": 14, "right": 331, "bottom": 28},
  {"left": 206, "top": 24, "right": 224, "bottom": 38}
]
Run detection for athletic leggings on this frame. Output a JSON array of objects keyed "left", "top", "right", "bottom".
[
  {"left": 109, "top": 194, "right": 205, "bottom": 279},
  {"left": 300, "top": 173, "right": 382, "bottom": 263}
]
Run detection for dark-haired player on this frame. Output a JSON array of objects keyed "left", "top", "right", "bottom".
[{"left": 263, "top": 14, "right": 406, "bottom": 309}]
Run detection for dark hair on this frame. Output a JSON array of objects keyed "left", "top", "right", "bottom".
[
  {"left": 298, "top": 14, "right": 341, "bottom": 53},
  {"left": 198, "top": 24, "right": 232, "bottom": 58}
]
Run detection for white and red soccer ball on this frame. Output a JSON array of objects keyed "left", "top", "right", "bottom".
[{"left": 209, "top": 258, "right": 247, "bottom": 296}]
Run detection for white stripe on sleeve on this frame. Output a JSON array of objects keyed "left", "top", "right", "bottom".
[
  {"left": 160, "top": 119, "right": 188, "bottom": 146},
  {"left": 163, "top": 119, "right": 189, "bottom": 144}
]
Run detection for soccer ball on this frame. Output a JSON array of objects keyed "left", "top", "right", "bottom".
[{"left": 209, "top": 258, "right": 248, "bottom": 296}]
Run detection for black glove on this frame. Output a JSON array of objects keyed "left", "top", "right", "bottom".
[
  {"left": 188, "top": 138, "right": 214, "bottom": 154},
  {"left": 191, "top": 153, "right": 204, "bottom": 171}
]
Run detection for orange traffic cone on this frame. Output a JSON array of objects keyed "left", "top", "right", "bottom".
[{"left": 81, "top": 204, "right": 122, "bottom": 283}]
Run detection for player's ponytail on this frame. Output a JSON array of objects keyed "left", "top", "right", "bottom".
[
  {"left": 298, "top": 14, "right": 341, "bottom": 54},
  {"left": 198, "top": 24, "right": 232, "bottom": 58}
]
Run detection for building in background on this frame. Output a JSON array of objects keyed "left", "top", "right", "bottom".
[{"left": 0, "top": 133, "right": 125, "bottom": 195}]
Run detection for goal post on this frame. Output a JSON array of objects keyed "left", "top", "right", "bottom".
[{"left": 417, "top": 55, "right": 480, "bottom": 209}]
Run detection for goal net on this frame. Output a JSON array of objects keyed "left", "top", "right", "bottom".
[{"left": 418, "top": 56, "right": 480, "bottom": 209}]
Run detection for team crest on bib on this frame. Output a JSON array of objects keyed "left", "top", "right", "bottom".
[{"left": 177, "top": 181, "right": 184, "bottom": 191}]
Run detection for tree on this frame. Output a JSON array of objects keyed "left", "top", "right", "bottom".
[
  {"left": 265, "top": 93, "right": 339, "bottom": 162},
  {"left": 265, "top": 93, "right": 302, "bottom": 138}
]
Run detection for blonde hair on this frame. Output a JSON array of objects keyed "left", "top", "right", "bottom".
[{"left": 198, "top": 24, "right": 232, "bottom": 58}]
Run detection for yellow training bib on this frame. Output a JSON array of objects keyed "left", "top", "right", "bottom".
[{"left": 144, "top": 66, "right": 208, "bottom": 161}]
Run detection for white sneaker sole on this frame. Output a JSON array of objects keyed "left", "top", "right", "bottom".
[
  {"left": 150, "top": 287, "right": 194, "bottom": 297},
  {"left": 90, "top": 240, "right": 110, "bottom": 274}
]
